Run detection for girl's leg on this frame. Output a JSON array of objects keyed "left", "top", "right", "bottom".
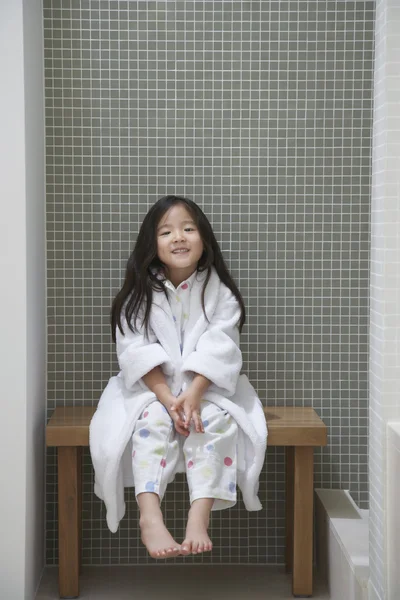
[
  {"left": 132, "top": 401, "right": 181, "bottom": 558},
  {"left": 137, "top": 492, "right": 180, "bottom": 559},
  {"left": 181, "top": 401, "right": 238, "bottom": 555},
  {"left": 182, "top": 497, "right": 214, "bottom": 555}
]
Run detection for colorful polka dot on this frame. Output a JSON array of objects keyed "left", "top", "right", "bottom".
[
  {"left": 183, "top": 313, "right": 188, "bottom": 319},
  {"left": 139, "top": 429, "right": 150, "bottom": 438},
  {"left": 162, "top": 406, "right": 168, "bottom": 413},
  {"left": 224, "top": 457, "right": 233, "bottom": 467},
  {"left": 143, "top": 411, "right": 149, "bottom": 418},
  {"left": 203, "top": 420, "right": 209, "bottom": 428},
  {"left": 206, "top": 444, "right": 214, "bottom": 452},
  {"left": 187, "top": 460, "right": 194, "bottom": 469},
  {"left": 145, "top": 481, "right": 156, "bottom": 492},
  {"left": 202, "top": 466, "right": 213, "bottom": 478},
  {"left": 139, "top": 460, "right": 149, "bottom": 468},
  {"left": 176, "top": 296, "right": 181, "bottom": 302},
  {"left": 153, "top": 446, "right": 165, "bottom": 455},
  {"left": 229, "top": 482, "right": 236, "bottom": 493},
  {"left": 181, "top": 283, "right": 189, "bottom": 290},
  {"left": 160, "top": 458, "right": 167, "bottom": 468},
  {"left": 132, "top": 450, "right": 136, "bottom": 458},
  {"left": 173, "top": 316, "right": 177, "bottom": 322}
]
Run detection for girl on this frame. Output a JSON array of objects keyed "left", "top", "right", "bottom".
[{"left": 89, "top": 195, "right": 267, "bottom": 559}]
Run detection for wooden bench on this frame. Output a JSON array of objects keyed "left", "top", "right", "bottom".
[{"left": 46, "top": 406, "right": 327, "bottom": 598}]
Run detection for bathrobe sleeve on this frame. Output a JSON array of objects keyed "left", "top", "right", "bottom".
[
  {"left": 116, "top": 313, "right": 171, "bottom": 392},
  {"left": 181, "top": 283, "right": 242, "bottom": 396}
]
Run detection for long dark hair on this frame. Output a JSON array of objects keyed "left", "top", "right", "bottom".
[{"left": 111, "top": 195, "right": 246, "bottom": 342}]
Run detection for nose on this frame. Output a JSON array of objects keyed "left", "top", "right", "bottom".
[{"left": 172, "top": 229, "right": 185, "bottom": 243}]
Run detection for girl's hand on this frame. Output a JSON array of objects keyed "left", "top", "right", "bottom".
[
  {"left": 143, "top": 368, "right": 188, "bottom": 435},
  {"left": 170, "top": 390, "right": 204, "bottom": 433},
  {"left": 161, "top": 395, "right": 189, "bottom": 437}
]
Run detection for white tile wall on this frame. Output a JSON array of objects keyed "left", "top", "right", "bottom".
[
  {"left": 387, "top": 423, "right": 400, "bottom": 600},
  {"left": 369, "top": 0, "right": 400, "bottom": 598}
]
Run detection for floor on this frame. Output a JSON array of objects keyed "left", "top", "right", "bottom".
[{"left": 36, "top": 565, "right": 330, "bottom": 599}]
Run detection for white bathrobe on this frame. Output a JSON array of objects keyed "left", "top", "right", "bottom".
[{"left": 89, "top": 267, "right": 267, "bottom": 533}]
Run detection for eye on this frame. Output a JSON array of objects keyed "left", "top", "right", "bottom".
[
  {"left": 184, "top": 227, "right": 195, "bottom": 232},
  {"left": 160, "top": 231, "right": 170, "bottom": 236}
]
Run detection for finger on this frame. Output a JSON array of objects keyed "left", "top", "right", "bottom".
[
  {"left": 175, "top": 423, "right": 189, "bottom": 436},
  {"left": 173, "top": 417, "right": 189, "bottom": 436},
  {"left": 173, "top": 412, "right": 184, "bottom": 426},
  {"left": 184, "top": 408, "right": 192, "bottom": 429},
  {"left": 195, "top": 410, "right": 204, "bottom": 433},
  {"left": 176, "top": 415, "right": 186, "bottom": 430},
  {"left": 192, "top": 411, "right": 203, "bottom": 433}
]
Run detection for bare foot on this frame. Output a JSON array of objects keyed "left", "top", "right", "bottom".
[
  {"left": 181, "top": 501, "right": 213, "bottom": 555},
  {"left": 139, "top": 515, "right": 181, "bottom": 559}
]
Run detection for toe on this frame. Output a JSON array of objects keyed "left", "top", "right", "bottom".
[
  {"left": 192, "top": 541, "right": 199, "bottom": 554},
  {"left": 181, "top": 542, "right": 191, "bottom": 555},
  {"left": 198, "top": 543, "right": 204, "bottom": 553}
]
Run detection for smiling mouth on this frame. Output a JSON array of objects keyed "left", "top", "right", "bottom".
[{"left": 172, "top": 249, "right": 189, "bottom": 254}]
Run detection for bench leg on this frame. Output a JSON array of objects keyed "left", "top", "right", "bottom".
[
  {"left": 58, "top": 446, "right": 82, "bottom": 598},
  {"left": 285, "top": 447, "right": 294, "bottom": 574},
  {"left": 77, "top": 447, "right": 82, "bottom": 576},
  {"left": 292, "top": 446, "right": 314, "bottom": 597}
]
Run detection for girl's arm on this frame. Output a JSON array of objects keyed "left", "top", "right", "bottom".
[
  {"left": 188, "top": 373, "right": 211, "bottom": 397},
  {"left": 142, "top": 368, "right": 210, "bottom": 405},
  {"left": 142, "top": 366, "right": 175, "bottom": 405},
  {"left": 181, "top": 284, "right": 242, "bottom": 397},
  {"left": 116, "top": 314, "right": 173, "bottom": 391}
]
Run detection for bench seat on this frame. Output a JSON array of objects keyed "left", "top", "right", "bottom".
[{"left": 46, "top": 405, "right": 327, "bottom": 598}]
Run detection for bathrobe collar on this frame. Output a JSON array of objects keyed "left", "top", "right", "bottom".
[{"left": 163, "top": 268, "right": 198, "bottom": 294}]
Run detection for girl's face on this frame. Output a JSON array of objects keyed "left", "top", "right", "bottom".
[{"left": 156, "top": 203, "right": 204, "bottom": 286}]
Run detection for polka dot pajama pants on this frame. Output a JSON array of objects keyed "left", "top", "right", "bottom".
[{"left": 131, "top": 400, "right": 239, "bottom": 510}]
